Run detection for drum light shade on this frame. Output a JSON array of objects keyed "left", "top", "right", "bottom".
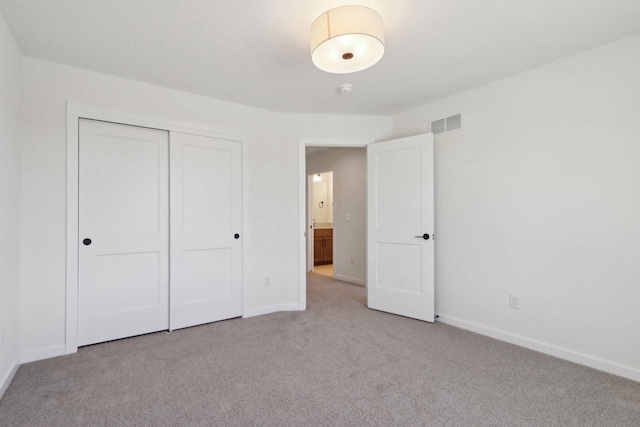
[{"left": 310, "top": 6, "right": 385, "bottom": 74}]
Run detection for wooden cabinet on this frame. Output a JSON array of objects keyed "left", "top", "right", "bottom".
[
  {"left": 313, "top": 235, "right": 324, "bottom": 263},
  {"left": 314, "top": 228, "right": 333, "bottom": 265}
]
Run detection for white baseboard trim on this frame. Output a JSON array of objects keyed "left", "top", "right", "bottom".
[
  {"left": 333, "top": 274, "right": 365, "bottom": 287},
  {"left": 437, "top": 314, "right": 640, "bottom": 383},
  {"left": 0, "top": 359, "right": 20, "bottom": 400},
  {"left": 21, "top": 345, "right": 66, "bottom": 364},
  {"left": 244, "top": 303, "right": 302, "bottom": 318}
]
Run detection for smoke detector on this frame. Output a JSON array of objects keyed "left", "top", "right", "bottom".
[{"left": 339, "top": 84, "right": 353, "bottom": 95}]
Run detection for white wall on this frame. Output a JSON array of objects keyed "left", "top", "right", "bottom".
[
  {"left": 19, "top": 57, "right": 392, "bottom": 360},
  {"left": 392, "top": 34, "right": 640, "bottom": 380},
  {"left": 312, "top": 172, "right": 333, "bottom": 225},
  {"left": 0, "top": 10, "right": 22, "bottom": 394},
  {"left": 307, "top": 148, "right": 367, "bottom": 285}
]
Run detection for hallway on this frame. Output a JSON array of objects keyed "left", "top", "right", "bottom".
[{"left": 313, "top": 264, "right": 333, "bottom": 277}]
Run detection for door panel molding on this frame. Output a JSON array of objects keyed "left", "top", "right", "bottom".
[{"left": 66, "top": 102, "right": 244, "bottom": 355}]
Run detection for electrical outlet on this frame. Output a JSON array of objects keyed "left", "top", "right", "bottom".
[
  {"left": 264, "top": 277, "right": 271, "bottom": 287},
  {"left": 346, "top": 213, "right": 351, "bottom": 221},
  {"left": 509, "top": 294, "right": 520, "bottom": 310}
]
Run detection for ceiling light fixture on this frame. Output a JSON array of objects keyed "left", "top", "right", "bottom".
[{"left": 310, "top": 5, "right": 385, "bottom": 74}]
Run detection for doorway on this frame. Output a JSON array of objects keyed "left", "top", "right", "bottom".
[
  {"left": 298, "top": 134, "right": 435, "bottom": 322},
  {"left": 304, "top": 145, "right": 368, "bottom": 300},
  {"left": 310, "top": 171, "right": 334, "bottom": 277}
]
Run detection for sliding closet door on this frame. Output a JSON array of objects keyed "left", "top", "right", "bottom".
[
  {"left": 170, "top": 132, "right": 243, "bottom": 330},
  {"left": 78, "top": 119, "right": 169, "bottom": 346}
]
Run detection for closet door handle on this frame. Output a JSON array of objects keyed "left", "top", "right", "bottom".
[
  {"left": 414, "top": 234, "right": 430, "bottom": 240},
  {"left": 234, "top": 233, "right": 240, "bottom": 239},
  {"left": 83, "top": 238, "right": 92, "bottom": 246}
]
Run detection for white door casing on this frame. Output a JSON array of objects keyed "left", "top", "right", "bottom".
[
  {"left": 367, "top": 134, "right": 435, "bottom": 322},
  {"left": 170, "top": 132, "right": 243, "bottom": 330},
  {"left": 78, "top": 119, "right": 170, "bottom": 346}
]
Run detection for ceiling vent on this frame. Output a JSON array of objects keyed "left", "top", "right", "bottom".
[{"left": 430, "top": 114, "right": 462, "bottom": 135}]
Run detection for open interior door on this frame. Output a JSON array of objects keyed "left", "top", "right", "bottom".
[{"left": 367, "top": 133, "right": 435, "bottom": 321}]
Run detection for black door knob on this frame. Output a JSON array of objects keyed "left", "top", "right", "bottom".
[
  {"left": 414, "top": 234, "right": 430, "bottom": 240},
  {"left": 83, "top": 238, "right": 92, "bottom": 246},
  {"left": 234, "top": 233, "right": 240, "bottom": 239}
]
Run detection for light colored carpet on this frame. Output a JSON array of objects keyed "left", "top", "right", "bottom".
[{"left": 1, "top": 273, "right": 639, "bottom": 426}]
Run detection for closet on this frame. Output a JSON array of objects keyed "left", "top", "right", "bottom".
[{"left": 78, "top": 119, "right": 242, "bottom": 346}]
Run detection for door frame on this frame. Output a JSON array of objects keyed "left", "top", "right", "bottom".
[
  {"left": 307, "top": 170, "right": 334, "bottom": 273},
  {"left": 66, "top": 102, "right": 245, "bottom": 355},
  {"left": 297, "top": 138, "right": 372, "bottom": 310}
]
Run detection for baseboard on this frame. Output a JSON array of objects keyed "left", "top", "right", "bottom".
[
  {"left": 0, "top": 359, "right": 20, "bottom": 400},
  {"left": 333, "top": 274, "right": 365, "bottom": 287},
  {"left": 244, "top": 303, "right": 302, "bottom": 318},
  {"left": 437, "top": 314, "right": 640, "bottom": 383},
  {"left": 21, "top": 345, "right": 66, "bottom": 364}
]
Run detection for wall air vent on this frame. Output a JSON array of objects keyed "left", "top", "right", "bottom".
[{"left": 430, "top": 114, "right": 462, "bottom": 135}]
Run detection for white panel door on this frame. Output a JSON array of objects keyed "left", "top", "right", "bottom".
[
  {"left": 367, "top": 134, "right": 435, "bottom": 321},
  {"left": 79, "top": 119, "right": 169, "bottom": 346},
  {"left": 170, "top": 132, "right": 242, "bottom": 330}
]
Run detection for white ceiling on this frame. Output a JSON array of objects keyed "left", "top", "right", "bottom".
[{"left": 2, "top": 0, "right": 639, "bottom": 115}]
